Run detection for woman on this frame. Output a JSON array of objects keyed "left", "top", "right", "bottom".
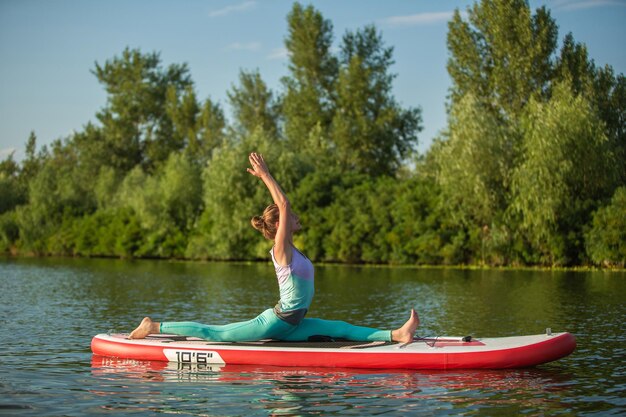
[{"left": 129, "top": 152, "right": 419, "bottom": 343}]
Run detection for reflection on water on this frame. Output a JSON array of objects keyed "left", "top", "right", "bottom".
[
  {"left": 90, "top": 356, "right": 578, "bottom": 416},
  {"left": 0, "top": 257, "right": 624, "bottom": 416},
  {"left": 91, "top": 355, "right": 588, "bottom": 416}
]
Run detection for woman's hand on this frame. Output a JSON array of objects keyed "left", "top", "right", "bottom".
[{"left": 247, "top": 152, "right": 270, "bottom": 179}]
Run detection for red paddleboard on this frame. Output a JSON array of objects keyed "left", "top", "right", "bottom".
[{"left": 91, "top": 331, "right": 575, "bottom": 370}]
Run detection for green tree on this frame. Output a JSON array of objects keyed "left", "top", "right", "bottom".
[
  {"left": 442, "top": 0, "right": 623, "bottom": 266},
  {"left": 591, "top": 67, "right": 625, "bottom": 187},
  {"left": 281, "top": 2, "right": 338, "bottom": 164},
  {"left": 166, "top": 86, "right": 226, "bottom": 165},
  {"left": 93, "top": 166, "right": 121, "bottom": 210},
  {"left": 332, "top": 25, "right": 422, "bottom": 176},
  {"left": 556, "top": 34, "right": 625, "bottom": 188},
  {"left": 14, "top": 142, "right": 95, "bottom": 253},
  {"left": 20, "top": 131, "right": 44, "bottom": 186},
  {"left": 160, "top": 152, "right": 203, "bottom": 233},
  {"left": 432, "top": 93, "right": 519, "bottom": 263},
  {"left": 585, "top": 187, "right": 626, "bottom": 267},
  {"left": 0, "top": 153, "right": 25, "bottom": 214},
  {"left": 194, "top": 97, "right": 227, "bottom": 163},
  {"left": 92, "top": 47, "right": 193, "bottom": 171},
  {"left": 387, "top": 176, "right": 449, "bottom": 265},
  {"left": 228, "top": 70, "right": 280, "bottom": 139},
  {"left": 61, "top": 208, "right": 144, "bottom": 258},
  {"left": 511, "top": 82, "right": 614, "bottom": 265},
  {"left": 447, "top": 0, "right": 557, "bottom": 120},
  {"left": 110, "top": 152, "right": 202, "bottom": 258},
  {"left": 166, "top": 85, "right": 199, "bottom": 151},
  {"left": 0, "top": 131, "right": 44, "bottom": 216},
  {"left": 291, "top": 169, "right": 341, "bottom": 261},
  {"left": 555, "top": 33, "right": 595, "bottom": 95}
]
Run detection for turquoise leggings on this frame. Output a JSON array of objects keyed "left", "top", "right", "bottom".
[{"left": 160, "top": 308, "right": 392, "bottom": 342}]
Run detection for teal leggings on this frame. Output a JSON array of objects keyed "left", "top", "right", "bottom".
[{"left": 160, "top": 308, "right": 392, "bottom": 343}]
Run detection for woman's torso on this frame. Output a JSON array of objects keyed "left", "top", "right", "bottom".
[{"left": 270, "top": 246, "right": 315, "bottom": 325}]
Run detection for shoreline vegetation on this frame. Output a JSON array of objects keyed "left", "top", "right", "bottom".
[
  {"left": 1, "top": 1, "right": 624, "bottom": 269},
  {"left": 1, "top": 252, "right": 624, "bottom": 274}
]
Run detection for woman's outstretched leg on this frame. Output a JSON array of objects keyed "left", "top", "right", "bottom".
[
  {"left": 129, "top": 309, "right": 293, "bottom": 342},
  {"left": 282, "top": 309, "right": 419, "bottom": 343}
]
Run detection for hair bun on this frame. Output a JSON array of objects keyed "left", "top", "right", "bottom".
[
  {"left": 251, "top": 215, "right": 265, "bottom": 231},
  {"left": 251, "top": 204, "right": 279, "bottom": 240}
]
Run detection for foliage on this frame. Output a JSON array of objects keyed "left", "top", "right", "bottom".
[
  {"left": 92, "top": 47, "right": 194, "bottom": 171},
  {"left": 332, "top": 26, "right": 422, "bottom": 176},
  {"left": 435, "top": 93, "right": 518, "bottom": 229},
  {"left": 281, "top": 2, "right": 338, "bottom": 166},
  {"left": 447, "top": 0, "right": 557, "bottom": 120},
  {"left": 228, "top": 70, "right": 280, "bottom": 139},
  {"left": 585, "top": 187, "right": 626, "bottom": 267},
  {"left": 437, "top": 0, "right": 624, "bottom": 266},
  {"left": 511, "top": 82, "right": 614, "bottom": 265},
  {"left": 0, "top": 153, "right": 26, "bottom": 214},
  {"left": 3, "top": 1, "right": 623, "bottom": 267}
]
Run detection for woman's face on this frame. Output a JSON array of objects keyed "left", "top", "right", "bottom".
[
  {"left": 274, "top": 212, "right": 301, "bottom": 235},
  {"left": 290, "top": 212, "right": 301, "bottom": 232}
]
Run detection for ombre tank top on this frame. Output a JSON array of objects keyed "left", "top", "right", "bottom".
[{"left": 270, "top": 246, "right": 315, "bottom": 325}]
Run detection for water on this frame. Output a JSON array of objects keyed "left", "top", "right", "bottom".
[{"left": 0, "top": 257, "right": 624, "bottom": 416}]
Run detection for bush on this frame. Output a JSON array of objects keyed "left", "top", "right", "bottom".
[
  {"left": 0, "top": 211, "right": 19, "bottom": 252},
  {"left": 585, "top": 187, "right": 626, "bottom": 267}
]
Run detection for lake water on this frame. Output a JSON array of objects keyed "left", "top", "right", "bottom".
[{"left": 0, "top": 257, "right": 624, "bottom": 416}]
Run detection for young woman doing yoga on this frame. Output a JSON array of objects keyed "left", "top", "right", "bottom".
[{"left": 129, "top": 152, "right": 419, "bottom": 343}]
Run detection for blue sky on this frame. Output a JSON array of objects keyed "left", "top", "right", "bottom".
[{"left": 1, "top": 0, "right": 625, "bottom": 161}]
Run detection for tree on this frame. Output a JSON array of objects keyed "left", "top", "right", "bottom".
[
  {"left": 20, "top": 131, "right": 43, "bottom": 186},
  {"left": 166, "top": 86, "right": 226, "bottom": 165},
  {"left": 195, "top": 98, "right": 226, "bottom": 159},
  {"left": 228, "top": 70, "right": 280, "bottom": 139},
  {"left": 511, "top": 82, "right": 614, "bottom": 265},
  {"left": 585, "top": 187, "right": 626, "bottom": 267},
  {"left": 165, "top": 85, "right": 199, "bottom": 152},
  {"left": 281, "top": 2, "right": 338, "bottom": 164},
  {"left": 591, "top": 67, "right": 625, "bottom": 187},
  {"left": 331, "top": 26, "right": 422, "bottom": 176},
  {"left": 555, "top": 34, "right": 625, "bottom": 188},
  {"left": 160, "top": 152, "right": 203, "bottom": 233},
  {"left": 0, "top": 152, "right": 24, "bottom": 214},
  {"left": 14, "top": 144, "right": 94, "bottom": 253},
  {"left": 555, "top": 33, "right": 595, "bottom": 95},
  {"left": 388, "top": 176, "right": 449, "bottom": 265},
  {"left": 92, "top": 47, "right": 193, "bottom": 171},
  {"left": 447, "top": 0, "right": 558, "bottom": 120},
  {"left": 432, "top": 93, "right": 519, "bottom": 263},
  {"left": 442, "top": 0, "right": 624, "bottom": 266}
]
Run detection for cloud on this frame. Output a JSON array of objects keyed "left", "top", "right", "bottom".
[
  {"left": 553, "top": 0, "right": 626, "bottom": 10},
  {"left": 226, "top": 42, "right": 262, "bottom": 51},
  {"left": 208, "top": 1, "right": 256, "bottom": 18},
  {"left": 381, "top": 11, "right": 455, "bottom": 27},
  {"left": 267, "top": 47, "right": 289, "bottom": 60}
]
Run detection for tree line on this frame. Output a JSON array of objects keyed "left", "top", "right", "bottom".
[{"left": 1, "top": 1, "right": 624, "bottom": 267}]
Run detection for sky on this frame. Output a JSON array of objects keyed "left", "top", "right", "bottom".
[{"left": 1, "top": 0, "right": 625, "bottom": 161}]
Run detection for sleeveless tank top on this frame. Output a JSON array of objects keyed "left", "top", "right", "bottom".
[{"left": 270, "top": 246, "right": 315, "bottom": 325}]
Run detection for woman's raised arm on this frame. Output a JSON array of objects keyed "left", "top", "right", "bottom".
[{"left": 247, "top": 152, "right": 293, "bottom": 265}]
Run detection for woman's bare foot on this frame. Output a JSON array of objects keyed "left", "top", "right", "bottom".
[
  {"left": 129, "top": 317, "right": 160, "bottom": 339},
  {"left": 391, "top": 309, "right": 420, "bottom": 344}
]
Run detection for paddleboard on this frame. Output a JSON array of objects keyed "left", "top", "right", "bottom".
[{"left": 91, "top": 331, "right": 575, "bottom": 370}]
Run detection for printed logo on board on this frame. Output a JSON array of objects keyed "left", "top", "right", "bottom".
[{"left": 164, "top": 349, "right": 225, "bottom": 364}]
